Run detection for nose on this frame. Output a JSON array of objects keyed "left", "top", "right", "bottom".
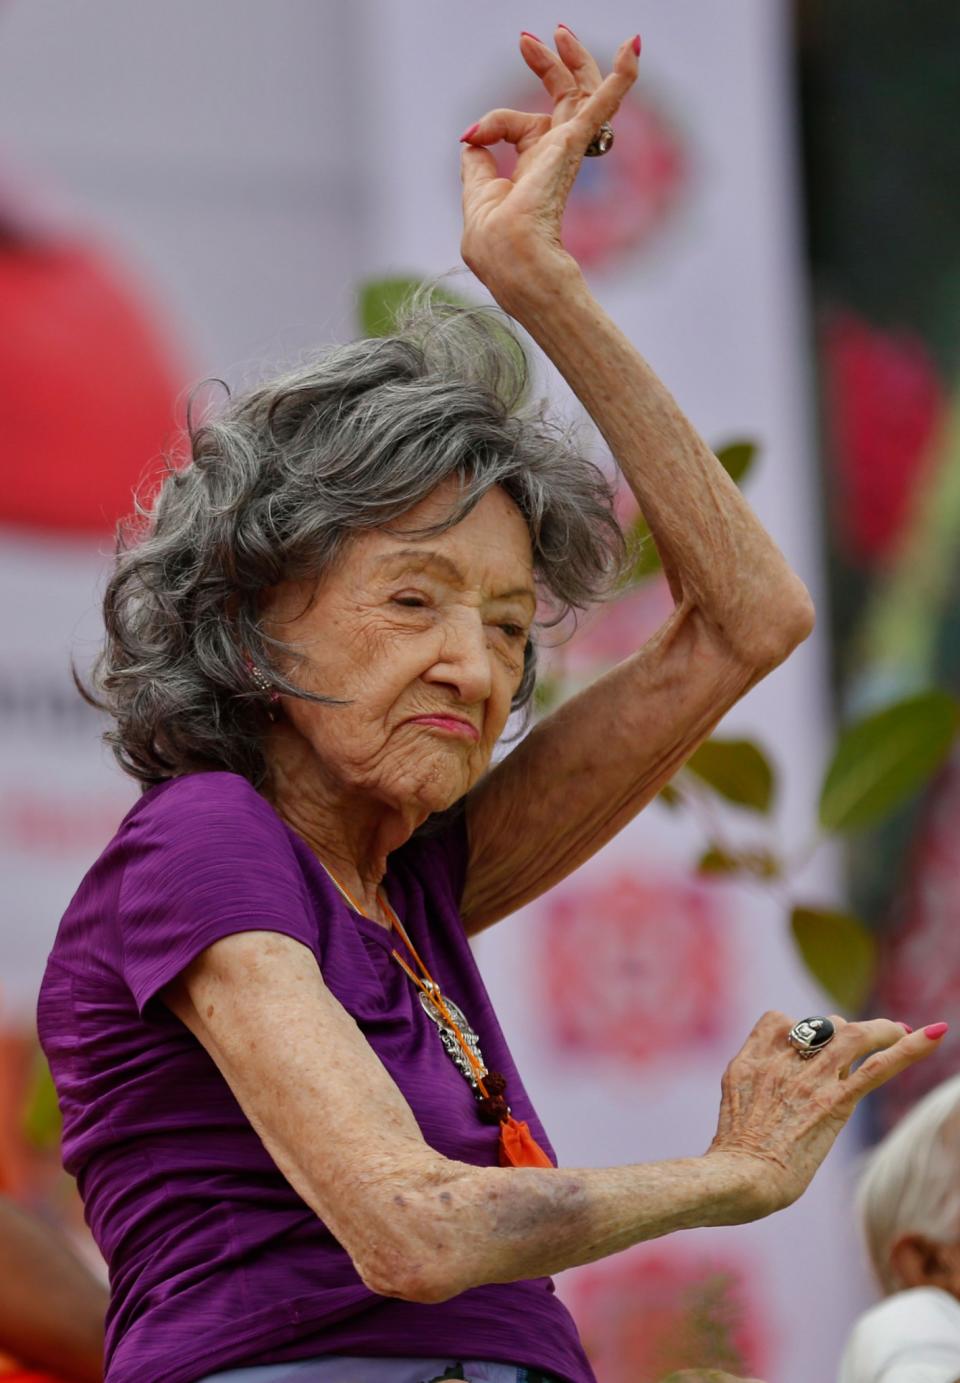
[{"left": 423, "top": 610, "right": 493, "bottom": 706}]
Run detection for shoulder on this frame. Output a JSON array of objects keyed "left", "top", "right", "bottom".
[
  {"left": 855, "top": 1285, "right": 960, "bottom": 1333},
  {"left": 128, "top": 769, "right": 272, "bottom": 820},
  {"left": 123, "top": 771, "right": 288, "bottom": 847},
  {"left": 117, "top": 772, "right": 305, "bottom": 900},
  {"left": 840, "top": 1288, "right": 960, "bottom": 1382}
]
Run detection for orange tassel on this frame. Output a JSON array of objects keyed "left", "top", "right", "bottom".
[{"left": 498, "top": 1115, "right": 554, "bottom": 1168}]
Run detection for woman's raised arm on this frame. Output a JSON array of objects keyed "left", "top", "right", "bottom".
[
  {"left": 458, "top": 30, "right": 813, "bottom": 930},
  {"left": 161, "top": 931, "right": 943, "bottom": 1304},
  {"left": 459, "top": 28, "right": 813, "bottom": 656}
]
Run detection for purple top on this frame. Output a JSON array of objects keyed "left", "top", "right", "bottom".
[{"left": 37, "top": 771, "right": 596, "bottom": 1383}]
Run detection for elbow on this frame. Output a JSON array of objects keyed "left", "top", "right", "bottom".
[
  {"left": 355, "top": 1242, "right": 467, "bottom": 1304},
  {"left": 340, "top": 1159, "right": 482, "bottom": 1304},
  {"left": 746, "top": 585, "right": 816, "bottom": 669},
  {"left": 775, "top": 588, "right": 817, "bottom": 658},
  {"left": 783, "top": 582, "right": 817, "bottom": 643}
]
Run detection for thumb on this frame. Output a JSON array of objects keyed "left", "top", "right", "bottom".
[{"left": 460, "top": 142, "right": 499, "bottom": 201}]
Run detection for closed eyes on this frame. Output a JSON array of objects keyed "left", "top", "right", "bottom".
[{"left": 390, "top": 595, "right": 527, "bottom": 643}]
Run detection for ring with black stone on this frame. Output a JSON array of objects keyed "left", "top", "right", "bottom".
[{"left": 787, "top": 1015, "right": 836, "bottom": 1059}]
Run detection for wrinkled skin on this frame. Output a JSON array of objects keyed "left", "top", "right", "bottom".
[{"left": 261, "top": 480, "right": 535, "bottom": 913}]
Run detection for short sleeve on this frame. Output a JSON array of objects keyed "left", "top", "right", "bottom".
[{"left": 116, "top": 772, "right": 316, "bottom": 1019}]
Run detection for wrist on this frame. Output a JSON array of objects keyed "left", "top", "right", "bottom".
[
  {"left": 697, "top": 1148, "right": 780, "bottom": 1225},
  {"left": 482, "top": 249, "right": 588, "bottom": 324}
]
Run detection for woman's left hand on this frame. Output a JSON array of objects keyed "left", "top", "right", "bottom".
[{"left": 459, "top": 27, "right": 640, "bottom": 311}]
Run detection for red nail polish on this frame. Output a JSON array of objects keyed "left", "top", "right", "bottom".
[
  {"left": 899, "top": 1022, "right": 913, "bottom": 1033},
  {"left": 924, "top": 1022, "right": 949, "bottom": 1040},
  {"left": 459, "top": 122, "right": 480, "bottom": 144},
  {"left": 520, "top": 30, "right": 543, "bottom": 43},
  {"left": 558, "top": 23, "right": 577, "bottom": 37},
  {"left": 632, "top": 34, "right": 642, "bottom": 55}
]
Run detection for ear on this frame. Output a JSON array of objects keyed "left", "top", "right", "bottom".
[{"left": 890, "top": 1233, "right": 960, "bottom": 1289}]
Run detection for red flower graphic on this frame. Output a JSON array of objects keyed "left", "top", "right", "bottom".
[
  {"left": 821, "top": 310, "right": 945, "bottom": 567},
  {"left": 568, "top": 1244, "right": 771, "bottom": 1381},
  {"left": 493, "top": 79, "right": 688, "bottom": 273},
  {"left": 538, "top": 871, "right": 729, "bottom": 1066},
  {"left": 0, "top": 241, "right": 185, "bottom": 535}
]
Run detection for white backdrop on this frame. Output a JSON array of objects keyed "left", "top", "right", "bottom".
[{"left": 0, "top": 3, "right": 871, "bottom": 1378}]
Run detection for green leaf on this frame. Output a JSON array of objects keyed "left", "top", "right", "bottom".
[
  {"left": 697, "top": 846, "right": 782, "bottom": 879},
  {"left": 819, "top": 690, "right": 960, "bottom": 833},
  {"left": 618, "top": 441, "right": 758, "bottom": 589},
  {"left": 738, "top": 847, "right": 783, "bottom": 879},
  {"left": 623, "top": 514, "right": 662, "bottom": 582},
  {"left": 714, "top": 439, "right": 760, "bottom": 485},
  {"left": 790, "top": 906, "right": 877, "bottom": 1012},
  {"left": 21, "top": 1049, "right": 61, "bottom": 1150},
  {"left": 357, "top": 276, "right": 427, "bottom": 338},
  {"left": 658, "top": 781, "right": 683, "bottom": 810},
  {"left": 697, "top": 847, "right": 743, "bottom": 875},
  {"left": 356, "top": 275, "right": 532, "bottom": 409},
  {"left": 685, "top": 738, "right": 776, "bottom": 813}
]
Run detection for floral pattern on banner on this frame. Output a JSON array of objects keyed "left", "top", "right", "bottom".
[
  {"left": 871, "top": 747, "right": 960, "bottom": 1132},
  {"left": 538, "top": 870, "right": 729, "bottom": 1067},
  {"left": 568, "top": 1244, "right": 771, "bottom": 1381},
  {"left": 538, "top": 485, "right": 673, "bottom": 695},
  {"left": 495, "top": 76, "right": 688, "bottom": 273}
]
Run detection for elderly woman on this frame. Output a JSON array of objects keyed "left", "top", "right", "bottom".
[
  {"left": 839, "top": 1073, "right": 960, "bottom": 1383},
  {"left": 38, "top": 27, "right": 942, "bottom": 1383}
]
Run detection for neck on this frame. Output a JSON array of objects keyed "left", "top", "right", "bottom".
[{"left": 263, "top": 722, "right": 425, "bottom": 924}]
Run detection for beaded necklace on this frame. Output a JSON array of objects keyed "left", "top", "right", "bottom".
[{"left": 320, "top": 863, "right": 553, "bottom": 1170}]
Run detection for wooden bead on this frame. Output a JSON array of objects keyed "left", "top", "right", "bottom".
[{"left": 477, "top": 1093, "right": 509, "bottom": 1124}]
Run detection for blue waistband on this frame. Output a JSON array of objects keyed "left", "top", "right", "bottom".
[{"left": 194, "top": 1356, "right": 562, "bottom": 1383}]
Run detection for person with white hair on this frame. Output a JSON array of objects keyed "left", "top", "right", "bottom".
[{"left": 839, "top": 1072, "right": 960, "bottom": 1382}]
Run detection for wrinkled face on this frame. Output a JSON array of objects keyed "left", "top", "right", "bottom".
[{"left": 262, "top": 480, "right": 536, "bottom": 817}]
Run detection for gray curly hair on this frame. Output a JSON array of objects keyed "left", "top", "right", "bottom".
[{"left": 85, "top": 294, "right": 626, "bottom": 789}]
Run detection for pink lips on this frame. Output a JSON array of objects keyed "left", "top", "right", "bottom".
[{"left": 408, "top": 715, "right": 480, "bottom": 742}]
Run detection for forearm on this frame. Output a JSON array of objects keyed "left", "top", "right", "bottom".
[
  {"left": 508, "top": 268, "right": 814, "bottom": 663},
  {"left": 391, "top": 1148, "right": 766, "bottom": 1301}
]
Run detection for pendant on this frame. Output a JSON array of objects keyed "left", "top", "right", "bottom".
[{"left": 418, "top": 985, "right": 488, "bottom": 1088}]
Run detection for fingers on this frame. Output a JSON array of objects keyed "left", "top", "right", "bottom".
[
  {"left": 566, "top": 34, "right": 640, "bottom": 147},
  {"left": 459, "top": 142, "right": 500, "bottom": 203},
  {"left": 462, "top": 30, "right": 640, "bottom": 178},
  {"left": 461, "top": 107, "right": 552, "bottom": 154},
  {"left": 517, "top": 29, "right": 639, "bottom": 144},
  {"left": 554, "top": 24, "right": 604, "bottom": 93},
  {"left": 459, "top": 107, "right": 545, "bottom": 212},
  {"left": 733, "top": 1010, "right": 947, "bottom": 1090},
  {"left": 828, "top": 1016, "right": 910, "bottom": 1078},
  {"left": 846, "top": 1023, "right": 949, "bottom": 1099},
  {"left": 519, "top": 31, "right": 580, "bottom": 107}
]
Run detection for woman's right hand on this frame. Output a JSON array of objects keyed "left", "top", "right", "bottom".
[{"left": 706, "top": 1011, "right": 947, "bottom": 1215}]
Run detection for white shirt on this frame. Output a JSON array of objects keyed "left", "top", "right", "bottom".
[{"left": 838, "top": 1287, "right": 960, "bottom": 1383}]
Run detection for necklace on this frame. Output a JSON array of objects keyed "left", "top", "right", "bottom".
[{"left": 318, "top": 860, "right": 553, "bottom": 1169}]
